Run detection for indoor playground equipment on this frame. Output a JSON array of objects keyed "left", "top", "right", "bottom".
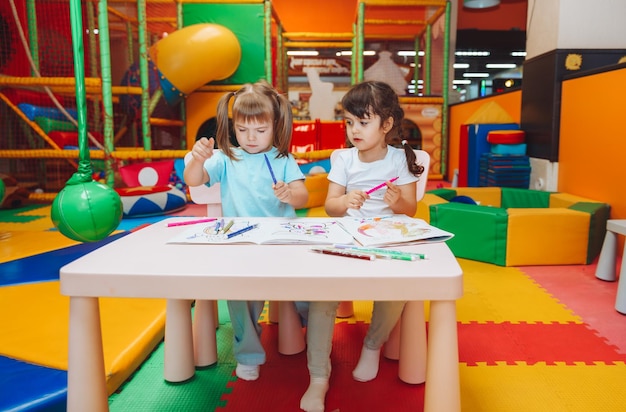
[
  {"left": 0, "top": 0, "right": 452, "bottom": 201},
  {"left": 421, "top": 187, "right": 610, "bottom": 267}
]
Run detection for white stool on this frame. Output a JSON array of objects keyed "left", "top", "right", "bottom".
[{"left": 595, "top": 219, "right": 626, "bottom": 314}]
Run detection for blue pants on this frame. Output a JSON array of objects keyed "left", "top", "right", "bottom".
[
  {"left": 227, "top": 300, "right": 266, "bottom": 366},
  {"left": 227, "top": 300, "right": 310, "bottom": 366}
]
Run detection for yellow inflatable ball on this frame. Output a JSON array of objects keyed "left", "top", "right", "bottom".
[{"left": 51, "top": 180, "right": 123, "bottom": 242}]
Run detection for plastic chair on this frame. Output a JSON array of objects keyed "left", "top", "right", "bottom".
[{"left": 183, "top": 152, "right": 306, "bottom": 356}]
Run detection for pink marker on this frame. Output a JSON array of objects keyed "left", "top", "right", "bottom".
[
  {"left": 167, "top": 218, "right": 217, "bottom": 227},
  {"left": 365, "top": 177, "right": 399, "bottom": 195}
]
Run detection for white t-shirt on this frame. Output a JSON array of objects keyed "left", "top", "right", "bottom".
[{"left": 327, "top": 146, "right": 419, "bottom": 217}]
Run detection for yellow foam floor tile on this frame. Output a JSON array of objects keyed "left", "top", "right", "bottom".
[
  {"left": 453, "top": 259, "right": 581, "bottom": 324},
  {"left": 0, "top": 230, "right": 80, "bottom": 263},
  {"left": 460, "top": 362, "right": 626, "bottom": 411}
]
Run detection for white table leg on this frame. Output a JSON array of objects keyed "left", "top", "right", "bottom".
[
  {"left": 268, "top": 300, "right": 279, "bottom": 323},
  {"left": 615, "top": 243, "right": 626, "bottom": 314},
  {"left": 424, "top": 300, "right": 460, "bottom": 412},
  {"left": 164, "top": 299, "right": 195, "bottom": 382},
  {"left": 67, "top": 296, "right": 108, "bottom": 412},
  {"left": 596, "top": 230, "right": 617, "bottom": 281},
  {"left": 278, "top": 301, "right": 306, "bottom": 355},
  {"left": 193, "top": 300, "right": 218, "bottom": 367},
  {"left": 398, "top": 301, "right": 427, "bottom": 384}
]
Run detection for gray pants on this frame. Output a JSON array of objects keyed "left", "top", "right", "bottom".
[{"left": 304, "top": 300, "right": 406, "bottom": 379}]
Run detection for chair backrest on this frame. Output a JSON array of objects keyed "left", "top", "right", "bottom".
[
  {"left": 183, "top": 151, "right": 223, "bottom": 217},
  {"left": 330, "top": 148, "right": 430, "bottom": 201}
]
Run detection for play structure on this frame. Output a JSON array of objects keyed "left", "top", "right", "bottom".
[{"left": 0, "top": 0, "right": 451, "bottom": 204}]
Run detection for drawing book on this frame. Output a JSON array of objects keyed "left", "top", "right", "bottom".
[
  {"left": 167, "top": 218, "right": 355, "bottom": 245},
  {"left": 337, "top": 215, "right": 454, "bottom": 247}
]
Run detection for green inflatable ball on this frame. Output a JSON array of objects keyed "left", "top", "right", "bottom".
[{"left": 51, "top": 180, "right": 123, "bottom": 242}]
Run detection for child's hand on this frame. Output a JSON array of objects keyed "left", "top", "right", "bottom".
[
  {"left": 191, "top": 137, "right": 215, "bottom": 162},
  {"left": 383, "top": 181, "right": 401, "bottom": 206},
  {"left": 344, "top": 190, "right": 368, "bottom": 210},
  {"left": 273, "top": 181, "right": 291, "bottom": 203}
]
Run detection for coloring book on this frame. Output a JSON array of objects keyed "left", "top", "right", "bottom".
[
  {"left": 166, "top": 215, "right": 453, "bottom": 247},
  {"left": 337, "top": 215, "right": 454, "bottom": 247},
  {"left": 166, "top": 217, "right": 354, "bottom": 245}
]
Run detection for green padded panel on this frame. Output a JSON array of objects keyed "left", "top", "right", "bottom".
[
  {"left": 34, "top": 116, "right": 76, "bottom": 134},
  {"left": 183, "top": 4, "right": 266, "bottom": 85},
  {"left": 501, "top": 187, "right": 550, "bottom": 209},
  {"left": 430, "top": 202, "right": 508, "bottom": 266},
  {"left": 427, "top": 188, "right": 457, "bottom": 201},
  {"left": 568, "top": 202, "right": 611, "bottom": 264}
]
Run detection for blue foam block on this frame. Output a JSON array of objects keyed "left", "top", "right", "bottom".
[
  {"left": 491, "top": 143, "right": 527, "bottom": 155},
  {"left": 0, "top": 356, "right": 67, "bottom": 412},
  {"left": 299, "top": 158, "right": 331, "bottom": 175}
]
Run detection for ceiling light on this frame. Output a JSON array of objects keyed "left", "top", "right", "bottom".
[
  {"left": 287, "top": 51, "right": 319, "bottom": 56},
  {"left": 453, "top": 80, "right": 472, "bottom": 85},
  {"left": 397, "top": 51, "right": 426, "bottom": 57},
  {"left": 486, "top": 63, "right": 517, "bottom": 69},
  {"left": 454, "top": 63, "right": 470, "bottom": 69},
  {"left": 463, "top": 73, "right": 489, "bottom": 78},
  {"left": 335, "top": 50, "right": 376, "bottom": 57},
  {"left": 463, "top": 0, "right": 500, "bottom": 9},
  {"left": 511, "top": 51, "right": 527, "bottom": 57},
  {"left": 455, "top": 51, "right": 490, "bottom": 57}
]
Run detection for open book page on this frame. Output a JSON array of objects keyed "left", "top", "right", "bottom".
[
  {"left": 337, "top": 215, "right": 454, "bottom": 247},
  {"left": 167, "top": 217, "right": 355, "bottom": 245}
]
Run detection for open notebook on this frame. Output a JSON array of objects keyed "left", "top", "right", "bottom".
[
  {"left": 167, "top": 218, "right": 354, "bottom": 245},
  {"left": 166, "top": 215, "right": 453, "bottom": 247},
  {"left": 337, "top": 215, "right": 454, "bottom": 247}
]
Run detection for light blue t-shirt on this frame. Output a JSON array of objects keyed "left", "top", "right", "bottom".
[
  {"left": 327, "top": 146, "right": 419, "bottom": 217},
  {"left": 203, "top": 147, "right": 305, "bottom": 217}
]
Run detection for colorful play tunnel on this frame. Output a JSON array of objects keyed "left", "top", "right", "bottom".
[{"left": 149, "top": 23, "right": 241, "bottom": 105}]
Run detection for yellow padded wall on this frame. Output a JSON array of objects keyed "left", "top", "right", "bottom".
[
  {"left": 506, "top": 208, "right": 590, "bottom": 266},
  {"left": 416, "top": 192, "right": 448, "bottom": 222},
  {"left": 455, "top": 187, "right": 502, "bottom": 207},
  {"left": 550, "top": 192, "right": 600, "bottom": 208}
]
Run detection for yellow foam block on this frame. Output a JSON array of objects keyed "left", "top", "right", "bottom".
[
  {"left": 0, "top": 281, "right": 166, "bottom": 394},
  {"left": 455, "top": 187, "right": 503, "bottom": 207},
  {"left": 302, "top": 173, "right": 329, "bottom": 209},
  {"left": 416, "top": 192, "right": 449, "bottom": 222},
  {"left": 550, "top": 192, "right": 601, "bottom": 208},
  {"left": 506, "top": 208, "right": 590, "bottom": 266}
]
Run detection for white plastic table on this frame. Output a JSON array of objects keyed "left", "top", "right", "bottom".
[
  {"left": 60, "top": 217, "right": 463, "bottom": 412},
  {"left": 595, "top": 219, "right": 626, "bottom": 314}
]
